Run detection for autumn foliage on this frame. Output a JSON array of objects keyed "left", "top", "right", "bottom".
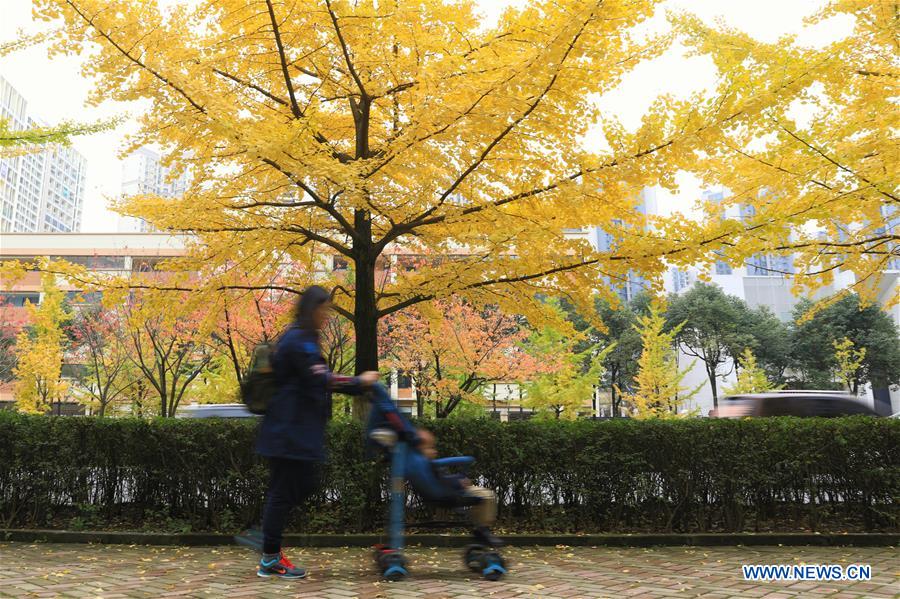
[
  {"left": 37, "top": 0, "right": 888, "bottom": 397},
  {"left": 380, "top": 298, "right": 542, "bottom": 417}
]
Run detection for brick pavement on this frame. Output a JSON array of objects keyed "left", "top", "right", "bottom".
[{"left": 0, "top": 543, "right": 896, "bottom": 598}]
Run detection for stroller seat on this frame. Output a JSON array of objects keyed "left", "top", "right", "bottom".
[{"left": 368, "top": 427, "right": 484, "bottom": 508}]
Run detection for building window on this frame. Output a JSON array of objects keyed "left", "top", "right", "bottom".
[
  {"left": 747, "top": 254, "right": 771, "bottom": 276},
  {"left": 132, "top": 256, "right": 166, "bottom": 272},
  {"left": 66, "top": 291, "right": 103, "bottom": 305},
  {"left": 396, "top": 372, "right": 412, "bottom": 389},
  {"left": 715, "top": 260, "right": 732, "bottom": 275},
  {"left": 332, "top": 256, "right": 349, "bottom": 271},
  {"left": 0, "top": 292, "right": 40, "bottom": 307}
]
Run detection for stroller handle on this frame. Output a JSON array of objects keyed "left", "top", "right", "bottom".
[{"left": 431, "top": 456, "right": 475, "bottom": 468}]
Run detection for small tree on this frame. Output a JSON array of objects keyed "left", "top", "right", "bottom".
[
  {"left": 561, "top": 294, "right": 648, "bottom": 418},
  {"left": 381, "top": 299, "right": 538, "bottom": 418},
  {"left": 626, "top": 300, "right": 700, "bottom": 419},
  {"left": 723, "top": 348, "right": 779, "bottom": 395},
  {"left": 13, "top": 274, "right": 71, "bottom": 414},
  {"left": 790, "top": 295, "right": 900, "bottom": 391},
  {"left": 524, "top": 326, "right": 611, "bottom": 420},
  {"left": 68, "top": 307, "right": 136, "bottom": 416},
  {"left": 0, "top": 295, "right": 30, "bottom": 383},
  {"left": 121, "top": 294, "right": 213, "bottom": 417},
  {"left": 833, "top": 337, "right": 866, "bottom": 394},
  {"left": 184, "top": 354, "right": 240, "bottom": 406},
  {"left": 212, "top": 288, "right": 294, "bottom": 385},
  {"left": 730, "top": 306, "right": 791, "bottom": 385}
]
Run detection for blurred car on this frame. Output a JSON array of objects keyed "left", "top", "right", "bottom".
[
  {"left": 176, "top": 403, "right": 257, "bottom": 418},
  {"left": 710, "top": 392, "right": 878, "bottom": 418}
]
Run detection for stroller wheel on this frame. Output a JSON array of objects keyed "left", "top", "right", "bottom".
[
  {"left": 378, "top": 550, "right": 408, "bottom": 581},
  {"left": 480, "top": 551, "right": 507, "bottom": 581},
  {"left": 464, "top": 545, "right": 485, "bottom": 573}
]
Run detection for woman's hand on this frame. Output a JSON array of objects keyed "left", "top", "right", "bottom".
[{"left": 359, "top": 371, "right": 380, "bottom": 387}]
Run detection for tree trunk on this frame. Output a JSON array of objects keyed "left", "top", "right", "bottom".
[
  {"left": 610, "top": 366, "right": 619, "bottom": 417},
  {"left": 707, "top": 363, "right": 719, "bottom": 409},
  {"left": 352, "top": 220, "right": 378, "bottom": 420},
  {"left": 416, "top": 378, "right": 424, "bottom": 418},
  {"left": 492, "top": 383, "right": 497, "bottom": 418}
]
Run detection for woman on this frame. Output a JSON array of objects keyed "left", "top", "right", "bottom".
[{"left": 254, "top": 286, "right": 378, "bottom": 579}]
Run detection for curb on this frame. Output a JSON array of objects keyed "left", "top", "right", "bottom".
[{"left": 2, "top": 530, "right": 896, "bottom": 547}]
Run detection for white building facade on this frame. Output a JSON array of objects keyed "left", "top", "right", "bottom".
[{"left": 0, "top": 76, "right": 87, "bottom": 233}]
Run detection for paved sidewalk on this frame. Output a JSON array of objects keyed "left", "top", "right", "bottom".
[{"left": 0, "top": 542, "right": 896, "bottom": 598}]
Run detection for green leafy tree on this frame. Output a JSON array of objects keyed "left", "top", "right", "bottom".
[
  {"left": 666, "top": 283, "right": 749, "bottom": 409},
  {"left": 524, "top": 324, "right": 612, "bottom": 420},
  {"left": 790, "top": 295, "right": 900, "bottom": 392},
  {"left": 731, "top": 305, "right": 791, "bottom": 384}
]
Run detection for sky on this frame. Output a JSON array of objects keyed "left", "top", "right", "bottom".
[{"left": 0, "top": 0, "right": 847, "bottom": 232}]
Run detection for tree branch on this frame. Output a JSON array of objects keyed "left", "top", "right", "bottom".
[
  {"left": 324, "top": 0, "right": 368, "bottom": 99},
  {"left": 62, "top": 0, "right": 206, "bottom": 114},
  {"left": 212, "top": 68, "right": 289, "bottom": 107},
  {"left": 775, "top": 119, "right": 899, "bottom": 204},
  {"left": 264, "top": 0, "right": 303, "bottom": 118}
]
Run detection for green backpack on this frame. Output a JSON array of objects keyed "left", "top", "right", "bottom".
[{"left": 240, "top": 343, "right": 277, "bottom": 415}]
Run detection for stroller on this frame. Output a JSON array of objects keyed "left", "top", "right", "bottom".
[{"left": 366, "top": 384, "right": 508, "bottom": 581}]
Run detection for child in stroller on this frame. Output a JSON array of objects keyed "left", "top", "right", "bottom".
[{"left": 366, "top": 383, "right": 507, "bottom": 580}]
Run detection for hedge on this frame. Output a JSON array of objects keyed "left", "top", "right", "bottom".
[{"left": 0, "top": 412, "right": 897, "bottom": 534}]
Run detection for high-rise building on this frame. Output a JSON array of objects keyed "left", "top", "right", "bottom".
[
  {"left": 875, "top": 203, "right": 900, "bottom": 272},
  {"left": 117, "top": 146, "right": 191, "bottom": 233},
  {"left": 681, "top": 187, "right": 800, "bottom": 320},
  {"left": 0, "top": 76, "right": 87, "bottom": 233},
  {"left": 590, "top": 187, "right": 657, "bottom": 302}
]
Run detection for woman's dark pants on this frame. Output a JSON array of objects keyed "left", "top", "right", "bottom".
[{"left": 261, "top": 457, "right": 320, "bottom": 555}]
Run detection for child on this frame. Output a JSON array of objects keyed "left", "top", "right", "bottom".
[{"left": 410, "top": 426, "right": 502, "bottom": 548}]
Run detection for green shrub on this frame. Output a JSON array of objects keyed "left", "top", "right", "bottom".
[{"left": 0, "top": 412, "right": 896, "bottom": 533}]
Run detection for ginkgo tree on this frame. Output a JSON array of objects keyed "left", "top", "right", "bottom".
[
  {"left": 723, "top": 348, "right": 779, "bottom": 396},
  {"left": 13, "top": 273, "right": 71, "bottom": 415},
  {"left": 832, "top": 337, "right": 866, "bottom": 395},
  {"left": 35, "top": 0, "right": 816, "bottom": 418},
  {"left": 0, "top": 117, "right": 110, "bottom": 158},
  {"left": 680, "top": 0, "right": 899, "bottom": 308},
  {"left": 626, "top": 299, "right": 700, "bottom": 419},
  {"left": 523, "top": 323, "right": 611, "bottom": 420},
  {"left": 0, "top": 37, "right": 112, "bottom": 157}
]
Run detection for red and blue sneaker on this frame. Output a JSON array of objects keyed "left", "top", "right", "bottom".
[{"left": 257, "top": 552, "right": 307, "bottom": 579}]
